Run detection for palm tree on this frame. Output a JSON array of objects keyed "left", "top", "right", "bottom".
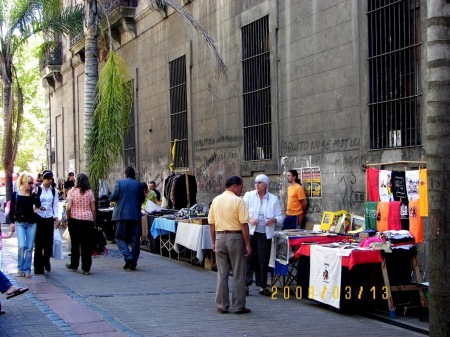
[
  {"left": 84, "top": 0, "right": 227, "bottom": 195},
  {"left": 0, "top": 0, "right": 84, "bottom": 201},
  {"left": 426, "top": 1, "right": 450, "bottom": 335}
]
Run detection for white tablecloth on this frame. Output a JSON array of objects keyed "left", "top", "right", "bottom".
[{"left": 174, "top": 221, "right": 213, "bottom": 262}]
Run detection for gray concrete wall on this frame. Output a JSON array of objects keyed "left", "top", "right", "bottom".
[{"left": 46, "top": 0, "right": 427, "bottom": 233}]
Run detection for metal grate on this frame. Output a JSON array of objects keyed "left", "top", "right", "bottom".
[
  {"left": 368, "top": 0, "right": 421, "bottom": 149},
  {"left": 169, "top": 56, "right": 188, "bottom": 167},
  {"left": 124, "top": 80, "right": 136, "bottom": 168},
  {"left": 242, "top": 15, "right": 272, "bottom": 161}
]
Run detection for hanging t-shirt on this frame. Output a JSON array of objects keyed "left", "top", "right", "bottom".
[
  {"left": 400, "top": 199, "right": 409, "bottom": 231},
  {"left": 388, "top": 201, "right": 401, "bottom": 231},
  {"left": 409, "top": 199, "right": 423, "bottom": 243},
  {"left": 367, "top": 168, "right": 380, "bottom": 202},
  {"left": 379, "top": 170, "right": 392, "bottom": 202},
  {"left": 419, "top": 169, "right": 429, "bottom": 216},
  {"left": 365, "top": 202, "right": 378, "bottom": 230},
  {"left": 405, "top": 170, "right": 420, "bottom": 201},
  {"left": 391, "top": 171, "right": 406, "bottom": 201},
  {"left": 376, "top": 202, "right": 389, "bottom": 232}
]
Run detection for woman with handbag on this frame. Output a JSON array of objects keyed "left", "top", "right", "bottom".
[
  {"left": 8, "top": 173, "right": 41, "bottom": 278},
  {"left": 65, "top": 173, "right": 96, "bottom": 275},
  {"left": 34, "top": 170, "right": 60, "bottom": 275}
]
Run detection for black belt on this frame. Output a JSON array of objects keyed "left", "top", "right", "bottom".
[{"left": 216, "top": 230, "right": 242, "bottom": 234}]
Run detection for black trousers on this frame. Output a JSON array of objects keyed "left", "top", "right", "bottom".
[
  {"left": 34, "top": 215, "right": 54, "bottom": 273},
  {"left": 246, "top": 232, "right": 272, "bottom": 288},
  {"left": 68, "top": 218, "right": 94, "bottom": 272}
]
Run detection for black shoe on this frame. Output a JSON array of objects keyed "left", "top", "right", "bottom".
[
  {"left": 259, "top": 288, "right": 272, "bottom": 297},
  {"left": 44, "top": 262, "right": 51, "bottom": 272},
  {"left": 130, "top": 264, "right": 137, "bottom": 271},
  {"left": 123, "top": 261, "right": 131, "bottom": 269},
  {"left": 65, "top": 263, "right": 77, "bottom": 271}
]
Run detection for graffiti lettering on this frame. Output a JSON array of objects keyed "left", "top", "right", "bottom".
[
  {"left": 282, "top": 138, "right": 360, "bottom": 155},
  {"left": 194, "top": 135, "right": 244, "bottom": 149}
]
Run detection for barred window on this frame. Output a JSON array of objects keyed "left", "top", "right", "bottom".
[
  {"left": 169, "top": 56, "right": 188, "bottom": 167},
  {"left": 124, "top": 80, "right": 136, "bottom": 168},
  {"left": 242, "top": 16, "right": 272, "bottom": 161},
  {"left": 368, "top": 0, "right": 421, "bottom": 149}
]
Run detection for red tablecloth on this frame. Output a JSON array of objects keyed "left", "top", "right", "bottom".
[
  {"left": 289, "top": 235, "right": 351, "bottom": 249},
  {"left": 296, "top": 244, "right": 382, "bottom": 270}
]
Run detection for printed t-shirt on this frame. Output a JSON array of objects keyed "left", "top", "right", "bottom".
[{"left": 67, "top": 188, "right": 95, "bottom": 221}]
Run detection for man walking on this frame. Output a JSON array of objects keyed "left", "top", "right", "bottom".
[
  {"left": 282, "top": 169, "right": 308, "bottom": 230},
  {"left": 110, "top": 167, "right": 145, "bottom": 270},
  {"left": 208, "top": 176, "right": 252, "bottom": 314}
]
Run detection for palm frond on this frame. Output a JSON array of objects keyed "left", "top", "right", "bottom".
[
  {"left": 86, "top": 51, "right": 133, "bottom": 195},
  {"left": 151, "top": 0, "right": 227, "bottom": 80}
]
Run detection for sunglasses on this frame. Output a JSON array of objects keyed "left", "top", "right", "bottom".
[{"left": 28, "top": 182, "right": 34, "bottom": 185}]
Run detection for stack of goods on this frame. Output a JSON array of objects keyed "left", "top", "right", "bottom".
[{"left": 365, "top": 168, "right": 427, "bottom": 243}]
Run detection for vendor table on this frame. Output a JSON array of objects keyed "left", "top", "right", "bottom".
[
  {"left": 173, "top": 222, "right": 213, "bottom": 263},
  {"left": 296, "top": 243, "right": 427, "bottom": 318},
  {"left": 150, "top": 218, "right": 178, "bottom": 260},
  {"left": 271, "top": 231, "right": 350, "bottom": 289}
]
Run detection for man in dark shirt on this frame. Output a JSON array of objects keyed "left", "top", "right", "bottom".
[
  {"left": 149, "top": 181, "right": 161, "bottom": 204},
  {"left": 63, "top": 172, "right": 75, "bottom": 199}
]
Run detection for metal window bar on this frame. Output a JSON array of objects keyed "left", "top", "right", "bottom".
[
  {"left": 169, "top": 56, "right": 188, "bottom": 167},
  {"left": 242, "top": 16, "right": 272, "bottom": 161},
  {"left": 367, "top": 0, "right": 421, "bottom": 150}
]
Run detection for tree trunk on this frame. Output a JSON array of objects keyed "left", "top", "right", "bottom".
[
  {"left": 2, "top": 78, "right": 14, "bottom": 202},
  {"left": 426, "top": 1, "right": 450, "bottom": 336},
  {"left": 83, "top": 0, "right": 99, "bottom": 171}
]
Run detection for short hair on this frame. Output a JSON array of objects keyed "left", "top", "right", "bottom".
[
  {"left": 124, "top": 166, "right": 136, "bottom": 179},
  {"left": 225, "top": 176, "right": 243, "bottom": 188},
  {"left": 75, "top": 173, "right": 91, "bottom": 194},
  {"left": 68, "top": 172, "right": 74, "bottom": 177},
  {"left": 149, "top": 181, "right": 156, "bottom": 186}
]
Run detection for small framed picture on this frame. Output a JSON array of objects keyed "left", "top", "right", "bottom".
[
  {"left": 350, "top": 214, "right": 365, "bottom": 231},
  {"left": 320, "top": 211, "right": 335, "bottom": 231}
]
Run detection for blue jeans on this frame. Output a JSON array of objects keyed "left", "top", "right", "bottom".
[
  {"left": 115, "top": 220, "right": 140, "bottom": 266},
  {"left": 282, "top": 215, "right": 299, "bottom": 230},
  {"left": 0, "top": 270, "right": 13, "bottom": 293},
  {"left": 16, "top": 222, "right": 37, "bottom": 274}
]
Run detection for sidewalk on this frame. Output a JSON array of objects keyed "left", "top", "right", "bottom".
[{"left": 0, "top": 218, "right": 428, "bottom": 336}]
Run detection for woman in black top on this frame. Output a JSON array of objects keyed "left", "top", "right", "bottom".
[{"left": 9, "top": 173, "right": 41, "bottom": 278}]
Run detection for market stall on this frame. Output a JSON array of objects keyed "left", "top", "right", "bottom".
[{"left": 173, "top": 221, "right": 213, "bottom": 263}]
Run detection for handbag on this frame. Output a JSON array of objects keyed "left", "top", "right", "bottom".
[
  {"left": 62, "top": 227, "right": 71, "bottom": 241},
  {"left": 52, "top": 229, "right": 64, "bottom": 259}
]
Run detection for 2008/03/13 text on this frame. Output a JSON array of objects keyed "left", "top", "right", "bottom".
[{"left": 271, "top": 286, "right": 390, "bottom": 300}]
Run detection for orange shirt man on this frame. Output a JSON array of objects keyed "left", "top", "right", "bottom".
[{"left": 282, "top": 169, "right": 307, "bottom": 230}]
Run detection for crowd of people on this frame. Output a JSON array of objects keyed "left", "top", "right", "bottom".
[{"left": 1, "top": 167, "right": 308, "bottom": 316}]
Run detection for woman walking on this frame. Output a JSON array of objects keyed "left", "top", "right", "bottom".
[
  {"left": 65, "top": 173, "right": 96, "bottom": 275},
  {"left": 34, "top": 170, "right": 59, "bottom": 275},
  {"left": 8, "top": 173, "right": 41, "bottom": 278}
]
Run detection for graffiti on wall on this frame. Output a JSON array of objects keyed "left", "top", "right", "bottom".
[
  {"left": 281, "top": 137, "right": 361, "bottom": 155},
  {"left": 194, "top": 151, "right": 238, "bottom": 193}
]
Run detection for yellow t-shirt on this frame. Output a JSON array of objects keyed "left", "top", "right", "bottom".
[
  {"left": 286, "top": 183, "right": 306, "bottom": 216},
  {"left": 208, "top": 191, "right": 249, "bottom": 231}
]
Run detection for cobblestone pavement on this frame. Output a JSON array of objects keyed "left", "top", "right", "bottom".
[{"left": 0, "top": 221, "right": 428, "bottom": 337}]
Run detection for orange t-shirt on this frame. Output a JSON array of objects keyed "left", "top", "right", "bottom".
[{"left": 286, "top": 183, "right": 306, "bottom": 216}]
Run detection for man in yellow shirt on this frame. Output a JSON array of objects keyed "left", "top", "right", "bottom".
[
  {"left": 209, "top": 176, "right": 252, "bottom": 314},
  {"left": 282, "top": 169, "right": 308, "bottom": 230}
]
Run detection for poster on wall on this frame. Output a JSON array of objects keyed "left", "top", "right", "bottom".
[
  {"left": 301, "top": 166, "right": 322, "bottom": 198},
  {"left": 311, "top": 167, "right": 322, "bottom": 197},
  {"left": 301, "top": 168, "right": 311, "bottom": 197}
]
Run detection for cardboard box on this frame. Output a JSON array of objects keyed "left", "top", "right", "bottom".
[{"left": 190, "top": 217, "right": 208, "bottom": 225}]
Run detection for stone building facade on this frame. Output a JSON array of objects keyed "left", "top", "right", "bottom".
[{"left": 42, "top": 0, "right": 428, "bottom": 244}]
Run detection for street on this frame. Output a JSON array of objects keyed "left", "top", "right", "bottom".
[{"left": 0, "top": 219, "right": 427, "bottom": 337}]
